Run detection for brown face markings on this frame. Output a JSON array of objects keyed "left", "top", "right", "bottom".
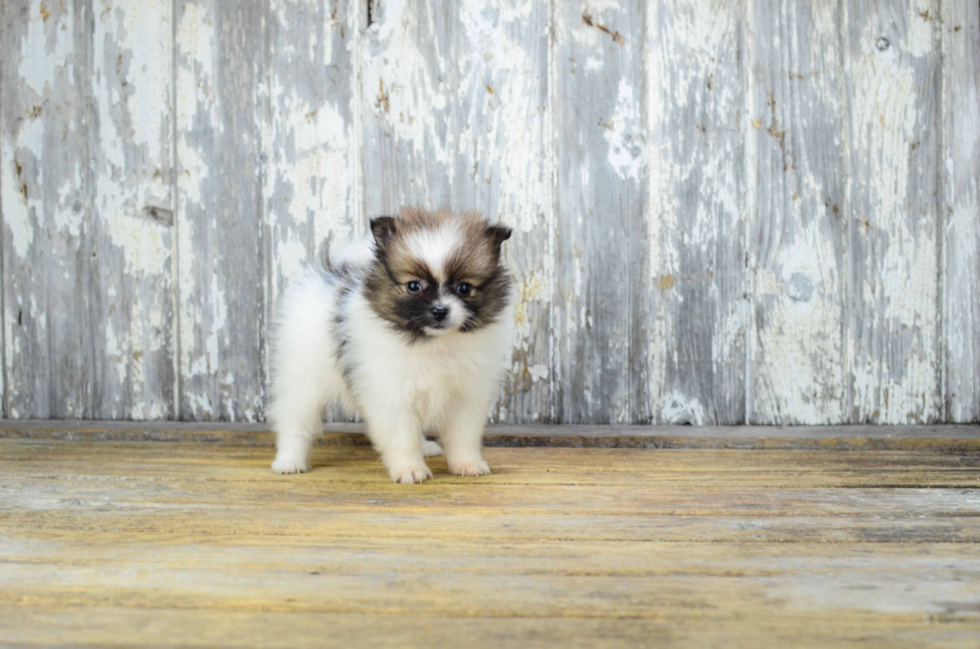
[
  {"left": 444, "top": 244, "right": 496, "bottom": 289},
  {"left": 364, "top": 208, "right": 513, "bottom": 341},
  {"left": 387, "top": 258, "right": 437, "bottom": 287}
]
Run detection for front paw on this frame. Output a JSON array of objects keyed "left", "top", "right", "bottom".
[
  {"left": 448, "top": 458, "right": 491, "bottom": 477},
  {"left": 271, "top": 454, "right": 309, "bottom": 474},
  {"left": 388, "top": 462, "right": 433, "bottom": 484}
]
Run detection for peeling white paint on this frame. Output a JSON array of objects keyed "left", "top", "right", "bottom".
[
  {"left": 1, "top": 0, "right": 973, "bottom": 424},
  {"left": 662, "top": 391, "right": 706, "bottom": 425},
  {"left": 604, "top": 78, "right": 645, "bottom": 181},
  {"left": 18, "top": 1, "right": 74, "bottom": 96},
  {"left": 266, "top": 84, "right": 353, "bottom": 290},
  {"left": 905, "top": 3, "right": 935, "bottom": 57},
  {"left": 528, "top": 364, "right": 549, "bottom": 383},
  {"left": 177, "top": 214, "right": 200, "bottom": 380},
  {"left": 1, "top": 142, "right": 38, "bottom": 259},
  {"left": 746, "top": 0, "right": 849, "bottom": 425},
  {"left": 644, "top": 0, "right": 744, "bottom": 424},
  {"left": 54, "top": 174, "right": 81, "bottom": 238},
  {"left": 849, "top": 9, "right": 941, "bottom": 423},
  {"left": 360, "top": 0, "right": 454, "bottom": 193}
]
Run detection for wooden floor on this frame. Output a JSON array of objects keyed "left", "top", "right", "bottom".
[{"left": 1, "top": 423, "right": 979, "bottom": 648}]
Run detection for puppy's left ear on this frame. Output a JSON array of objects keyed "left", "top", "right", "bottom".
[{"left": 486, "top": 224, "right": 512, "bottom": 254}]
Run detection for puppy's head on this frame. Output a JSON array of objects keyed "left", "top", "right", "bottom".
[{"left": 364, "top": 208, "right": 512, "bottom": 340}]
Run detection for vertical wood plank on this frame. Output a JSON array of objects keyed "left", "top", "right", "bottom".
[
  {"left": 845, "top": 0, "right": 943, "bottom": 423},
  {"left": 0, "top": 0, "right": 6, "bottom": 417},
  {"left": 942, "top": 0, "right": 980, "bottom": 423},
  {"left": 0, "top": 0, "right": 174, "bottom": 419},
  {"left": 554, "top": 0, "right": 648, "bottom": 424},
  {"left": 0, "top": 0, "right": 86, "bottom": 418},
  {"left": 90, "top": 0, "right": 176, "bottom": 419},
  {"left": 646, "top": 0, "right": 746, "bottom": 425},
  {"left": 359, "top": 1, "right": 555, "bottom": 422},
  {"left": 262, "top": 0, "right": 359, "bottom": 422},
  {"left": 176, "top": 1, "right": 265, "bottom": 420},
  {"left": 746, "top": 1, "right": 846, "bottom": 424}
]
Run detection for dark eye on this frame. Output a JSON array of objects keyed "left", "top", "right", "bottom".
[
  {"left": 455, "top": 282, "right": 472, "bottom": 297},
  {"left": 406, "top": 281, "right": 422, "bottom": 294}
]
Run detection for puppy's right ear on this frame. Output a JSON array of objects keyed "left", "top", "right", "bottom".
[
  {"left": 370, "top": 216, "right": 397, "bottom": 248},
  {"left": 486, "top": 224, "right": 512, "bottom": 255}
]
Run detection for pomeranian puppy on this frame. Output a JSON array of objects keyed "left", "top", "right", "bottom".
[{"left": 267, "top": 208, "right": 514, "bottom": 483}]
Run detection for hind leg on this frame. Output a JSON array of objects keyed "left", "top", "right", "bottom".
[
  {"left": 421, "top": 432, "right": 444, "bottom": 457},
  {"left": 270, "top": 385, "right": 326, "bottom": 474},
  {"left": 421, "top": 439, "right": 444, "bottom": 457}
]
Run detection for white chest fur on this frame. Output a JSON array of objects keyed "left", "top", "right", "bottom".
[{"left": 342, "top": 291, "right": 511, "bottom": 429}]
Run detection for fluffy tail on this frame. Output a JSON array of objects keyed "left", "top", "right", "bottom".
[{"left": 325, "top": 234, "right": 375, "bottom": 270}]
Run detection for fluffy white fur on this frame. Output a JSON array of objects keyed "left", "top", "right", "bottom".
[{"left": 268, "top": 230, "right": 513, "bottom": 483}]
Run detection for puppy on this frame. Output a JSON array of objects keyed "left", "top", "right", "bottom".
[{"left": 268, "top": 208, "right": 514, "bottom": 483}]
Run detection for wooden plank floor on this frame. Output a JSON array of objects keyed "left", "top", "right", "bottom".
[{"left": 1, "top": 424, "right": 979, "bottom": 647}]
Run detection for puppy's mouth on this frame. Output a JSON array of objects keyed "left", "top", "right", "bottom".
[
  {"left": 423, "top": 322, "right": 456, "bottom": 336},
  {"left": 423, "top": 314, "right": 466, "bottom": 336}
]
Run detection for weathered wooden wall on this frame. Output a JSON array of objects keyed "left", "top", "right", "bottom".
[{"left": 1, "top": 0, "right": 977, "bottom": 424}]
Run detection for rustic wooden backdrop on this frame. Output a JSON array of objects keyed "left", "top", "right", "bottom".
[{"left": 1, "top": 0, "right": 978, "bottom": 424}]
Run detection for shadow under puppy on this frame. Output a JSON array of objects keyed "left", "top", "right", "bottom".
[{"left": 268, "top": 208, "right": 514, "bottom": 483}]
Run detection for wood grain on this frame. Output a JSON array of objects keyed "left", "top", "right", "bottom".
[
  {"left": 555, "top": 0, "right": 649, "bottom": 423},
  {"left": 175, "top": 0, "right": 265, "bottom": 421},
  {"left": 942, "top": 0, "right": 980, "bottom": 422},
  {"left": 2, "top": 608, "right": 977, "bottom": 649},
  {"left": 747, "top": 0, "right": 846, "bottom": 424},
  {"left": 845, "top": 0, "right": 943, "bottom": 424},
  {"left": 647, "top": 0, "right": 746, "bottom": 425},
  {"left": 0, "top": 0, "right": 175, "bottom": 418},
  {"left": 1, "top": 434, "right": 979, "bottom": 647}
]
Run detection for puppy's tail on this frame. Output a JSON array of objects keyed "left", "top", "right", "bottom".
[{"left": 321, "top": 234, "right": 375, "bottom": 270}]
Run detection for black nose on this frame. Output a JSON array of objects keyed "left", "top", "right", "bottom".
[{"left": 431, "top": 305, "right": 449, "bottom": 322}]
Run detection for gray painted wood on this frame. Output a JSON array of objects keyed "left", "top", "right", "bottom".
[
  {"left": 747, "top": 0, "right": 846, "bottom": 424},
  {"left": 359, "top": 0, "right": 554, "bottom": 422},
  {"left": 0, "top": 0, "right": 977, "bottom": 424},
  {"left": 1, "top": 0, "right": 175, "bottom": 419},
  {"left": 555, "top": 0, "right": 649, "bottom": 424},
  {"left": 942, "top": 0, "right": 980, "bottom": 423},
  {"left": 264, "top": 0, "right": 360, "bottom": 310},
  {"left": 175, "top": 0, "right": 265, "bottom": 420},
  {"left": 648, "top": 0, "right": 746, "bottom": 425},
  {"left": 845, "top": 0, "right": 943, "bottom": 424}
]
